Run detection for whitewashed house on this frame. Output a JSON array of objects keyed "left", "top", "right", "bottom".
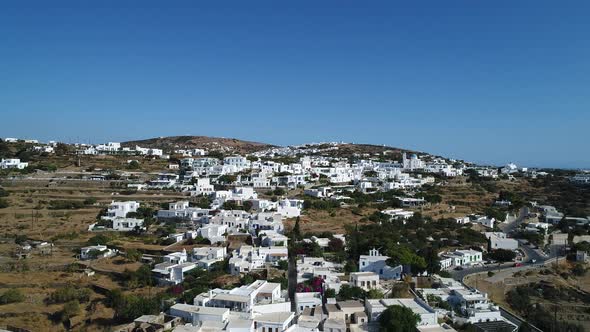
[
  {"left": 0, "top": 158, "right": 29, "bottom": 169},
  {"left": 359, "top": 248, "right": 402, "bottom": 280},
  {"left": 484, "top": 232, "right": 518, "bottom": 251},
  {"left": 349, "top": 272, "right": 380, "bottom": 291},
  {"left": 80, "top": 245, "right": 117, "bottom": 260}
]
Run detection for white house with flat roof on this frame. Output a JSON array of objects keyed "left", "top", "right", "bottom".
[
  {"left": 449, "top": 288, "right": 504, "bottom": 324},
  {"left": 169, "top": 304, "right": 230, "bottom": 325},
  {"left": 198, "top": 224, "right": 228, "bottom": 244},
  {"left": 0, "top": 158, "right": 28, "bottom": 169},
  {"left": 111, "top": 217, "right": 144, "bottom": 231},
  {"left": 366, "top": 298, "right": 437, "bottom": 327},
  {"left": 195, "top": 280, "right": 283, "bottom": 313},
  {"left": 192, "top": 246, "right": 227, "bottom": 270},
  {"left": 440, "top": 250, "right": 483, "bottom": 269},
  {"left": 294, "top": 292, "right": 323, "bottom": 314},
  {"left": 349, "top": 272, "right": 380, "bottom": 291},
  {"left": 358, "top": 248, "right": 402, "bottom": 280},
  {"left": 484, "top": 232, "right": 518, "bottom": 251},
  {"left": 80, "top": 245, "right": 117, "bottom": 260},
  {"left": 277, "top": 199, "right": 304, "bottom": 218},
  {"left": 253, "top": 312, "right": 294, "bottom": 332},
  {"left": 102, "top": 201, "right": 140, "bottom": 220}
]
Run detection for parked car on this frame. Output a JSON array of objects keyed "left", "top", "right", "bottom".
[{"left": 514, "top": 262, "right": 523, "bottom": 267}]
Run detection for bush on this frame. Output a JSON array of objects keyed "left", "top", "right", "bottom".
[
  {"left": 573, "top": 263, "right": 586, "bottom": 276},
  {"left": 48, "top": 286, "right": 91, "bottom": 304},
  {"left": 125, "top": 248, "right": 142, "bottom": 262},
  {"left": 0, "top": 188, "right": 9, "bottom": 197},
  {"left": 488, "top": 249, "right": 516, "bottom": 262},
  {"left": 48, "top": 200, "right": 85, "bottom": 210},
  {"left": 0, "top": 198, "right": 8, "bottom": 209},
  {"left": 83, "top": 197, "right": 97, "bottom": 205},
  {"left": 337, "top": 284, "right": 366, "bottom": 300},
  {"left": 0, "top": 289, "right": 25, "bottom": 304},
  {"left": 87, "top": 234, "right": 110, "bottom": 246},
  {"left": 127, "top": 160, "right": 140, "bottom": 170},
  {"left": 60, "top": 300, "right": 80, "bottom": 322},
  {"left": 277, "top": 260, "right": 289, "bottom": 271},
  {"left": 107, "top": 290, "right": 161, "bottom": 322}
]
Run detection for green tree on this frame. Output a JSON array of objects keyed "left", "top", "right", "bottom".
[
  {"left": 366, "top": 289, "right": 384, "bottom": 299},
  {"left": 0, "top": 198, "right": 8, "bottom": 209},
  {"left": 127, "top": 160, "right": 140, "bottom": 170},
  {"left": 0, "top": 289, "right": 25, "bottom": 304},
  {"left": 55, "top": 143, "right": 70, "bottom": 156},
  {"left": 488, "top": 249, "right": 516, "bottom": 262},
  {"left": 277, "top": 260, "right": 289, "bottom": 271},
  {"left": 83, "top": 197, "right": 97, "bottom": 205},
  {"left": 292, "top": 216, "right": 302, "bottom": 240},
  {"left": 61, "top": 300, "right": 80, "bottom": 322},
  {"left": 125, "top": 248, "right": 142, "bottom": 262},
  {"left": 337, "top": 284, "right": 366, "bottom": 300},
  {"left": 324, "top": 288, "right": 337, "bottom": 298},
  {"left": 87, "top": 234, "right": 110, "bottom": 246},
  {"left": 386, "top": 246, "right": 427, "bottom": 274},
  {"left": 379, "top": 305, "right": 421, "bottom": 332}
]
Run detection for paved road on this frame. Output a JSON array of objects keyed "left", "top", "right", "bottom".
[
  {"left": 499, "top": 206, "right": 529, "bottom": 234},
  {"left": 451, "top": 206, "right": 559, "bottom": 280}
]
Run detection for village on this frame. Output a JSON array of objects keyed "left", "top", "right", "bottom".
[{"left": 0, "top": 137, "right": 589, "bottom": 332}]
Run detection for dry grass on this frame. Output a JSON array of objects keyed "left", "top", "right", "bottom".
[{"left": 284, "top": 207, "right": 370, "bottom": 234}]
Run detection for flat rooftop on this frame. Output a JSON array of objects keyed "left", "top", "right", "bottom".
[
  {"left": 170, "top": 304, "right": 229, "bottom": 315},
  {"left": 379, "top": 298, "right": 434, "bottom": 315}
]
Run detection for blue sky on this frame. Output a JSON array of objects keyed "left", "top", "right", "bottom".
[{"left": 0, "top": 1, "right": 588, "bottom": 168}]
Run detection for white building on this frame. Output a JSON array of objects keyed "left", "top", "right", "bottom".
[
  {"left": 472, "top": 215, "right": 495, "bottom": 229},
  {"left": 349, "top": 272, "right": 380, "bottom": 291},
  {"left": 440, "top": 250, "right": 483, "bottom": 269},
  {"left": 193, "top": 246, "right": 227, "bottom": 270},
  {"left": 252, "top": 312, "right": 294, "bottom": 332},
  {"left": 198, "top": 224, "right": 229, "bottom": 243},
  {"left": 484, "top": 232, "right": 518, "bottom": 251},
  {"left": 0, "top": 158, "right": 28, "bottom": 170},
  {"left": 366, "top": 298, "right": 437, "bottom": 327},
  {"left": 449, "top": 288, "right": 505, "bottom": 324},
  {"left": 195, "top": 280, "right": 283, "bottom": 313},
  {"left": 277, "top": 199, "right": 304, "bottom": 218},
  {"left": 402, "top": 153, "right": 424, "bottom": 171},
  {"left": 80, "top": 245, "right": 117, "bottom": 260},
  {"left": 359, "top": 248, "right": 402, "bottom": 280},
  {"left": 229, "top": 245, "right": 288, "bottom": 275},
  {"left": 102, "top": 201, "right": 140, "bottom": 220},
  {"left": 294, "top": 292, "right": 322, "bottom": 314},
  {"left": 112, "top": 217, "right": 144, "bottom": 231},
  {"left": 152, "top": 250, "right": 197, "bottom": 285},
  {"left": 223, "top": 156, "right": 251, "bottom": 171},
  {"left": 381, "top": 209, "right": 414, "bottom": 221},
  {"left": 96, "top": 142, "right": 121, "bottom": 153}
]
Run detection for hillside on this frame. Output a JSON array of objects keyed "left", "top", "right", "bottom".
[
  {"left": 313, "top": 143, "right": 417, "bottom": 160},
  {"left": 122, "top": 136, "right": 275, "bottom": 154}
]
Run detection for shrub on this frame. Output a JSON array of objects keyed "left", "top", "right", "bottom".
[
  {"left": 83, "top": 197, "right": 97, "bottom": 205},
  {"left": 0, "top": 289, "right": 25, "bottom": 304},
  {"left": 48, "top": 200, "right": 85, "bottom": 210},
  {"left": 0, "top": 198, "right": 8, "bottom": 209},
  {"left": 48, "top": 286, "right": 91, "bottom": 304},
  {"left": 60, "top": 300, "right": 80, "bottom": 322}
]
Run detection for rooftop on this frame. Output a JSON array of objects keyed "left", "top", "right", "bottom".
[
  {"left": 170, "top": 304, "right": 229, "bottom": 316},
  {"left": 253, "top": 312, "right": 294, "bottom": 324}
]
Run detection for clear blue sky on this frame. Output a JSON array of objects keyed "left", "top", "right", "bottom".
[{"left": 1, "top": 1, "right": 588, "bottom": 168}]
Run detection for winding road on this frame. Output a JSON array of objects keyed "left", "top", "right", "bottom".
[{"left": 451, "top": 206, "right": 561, "bottom": 281}]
